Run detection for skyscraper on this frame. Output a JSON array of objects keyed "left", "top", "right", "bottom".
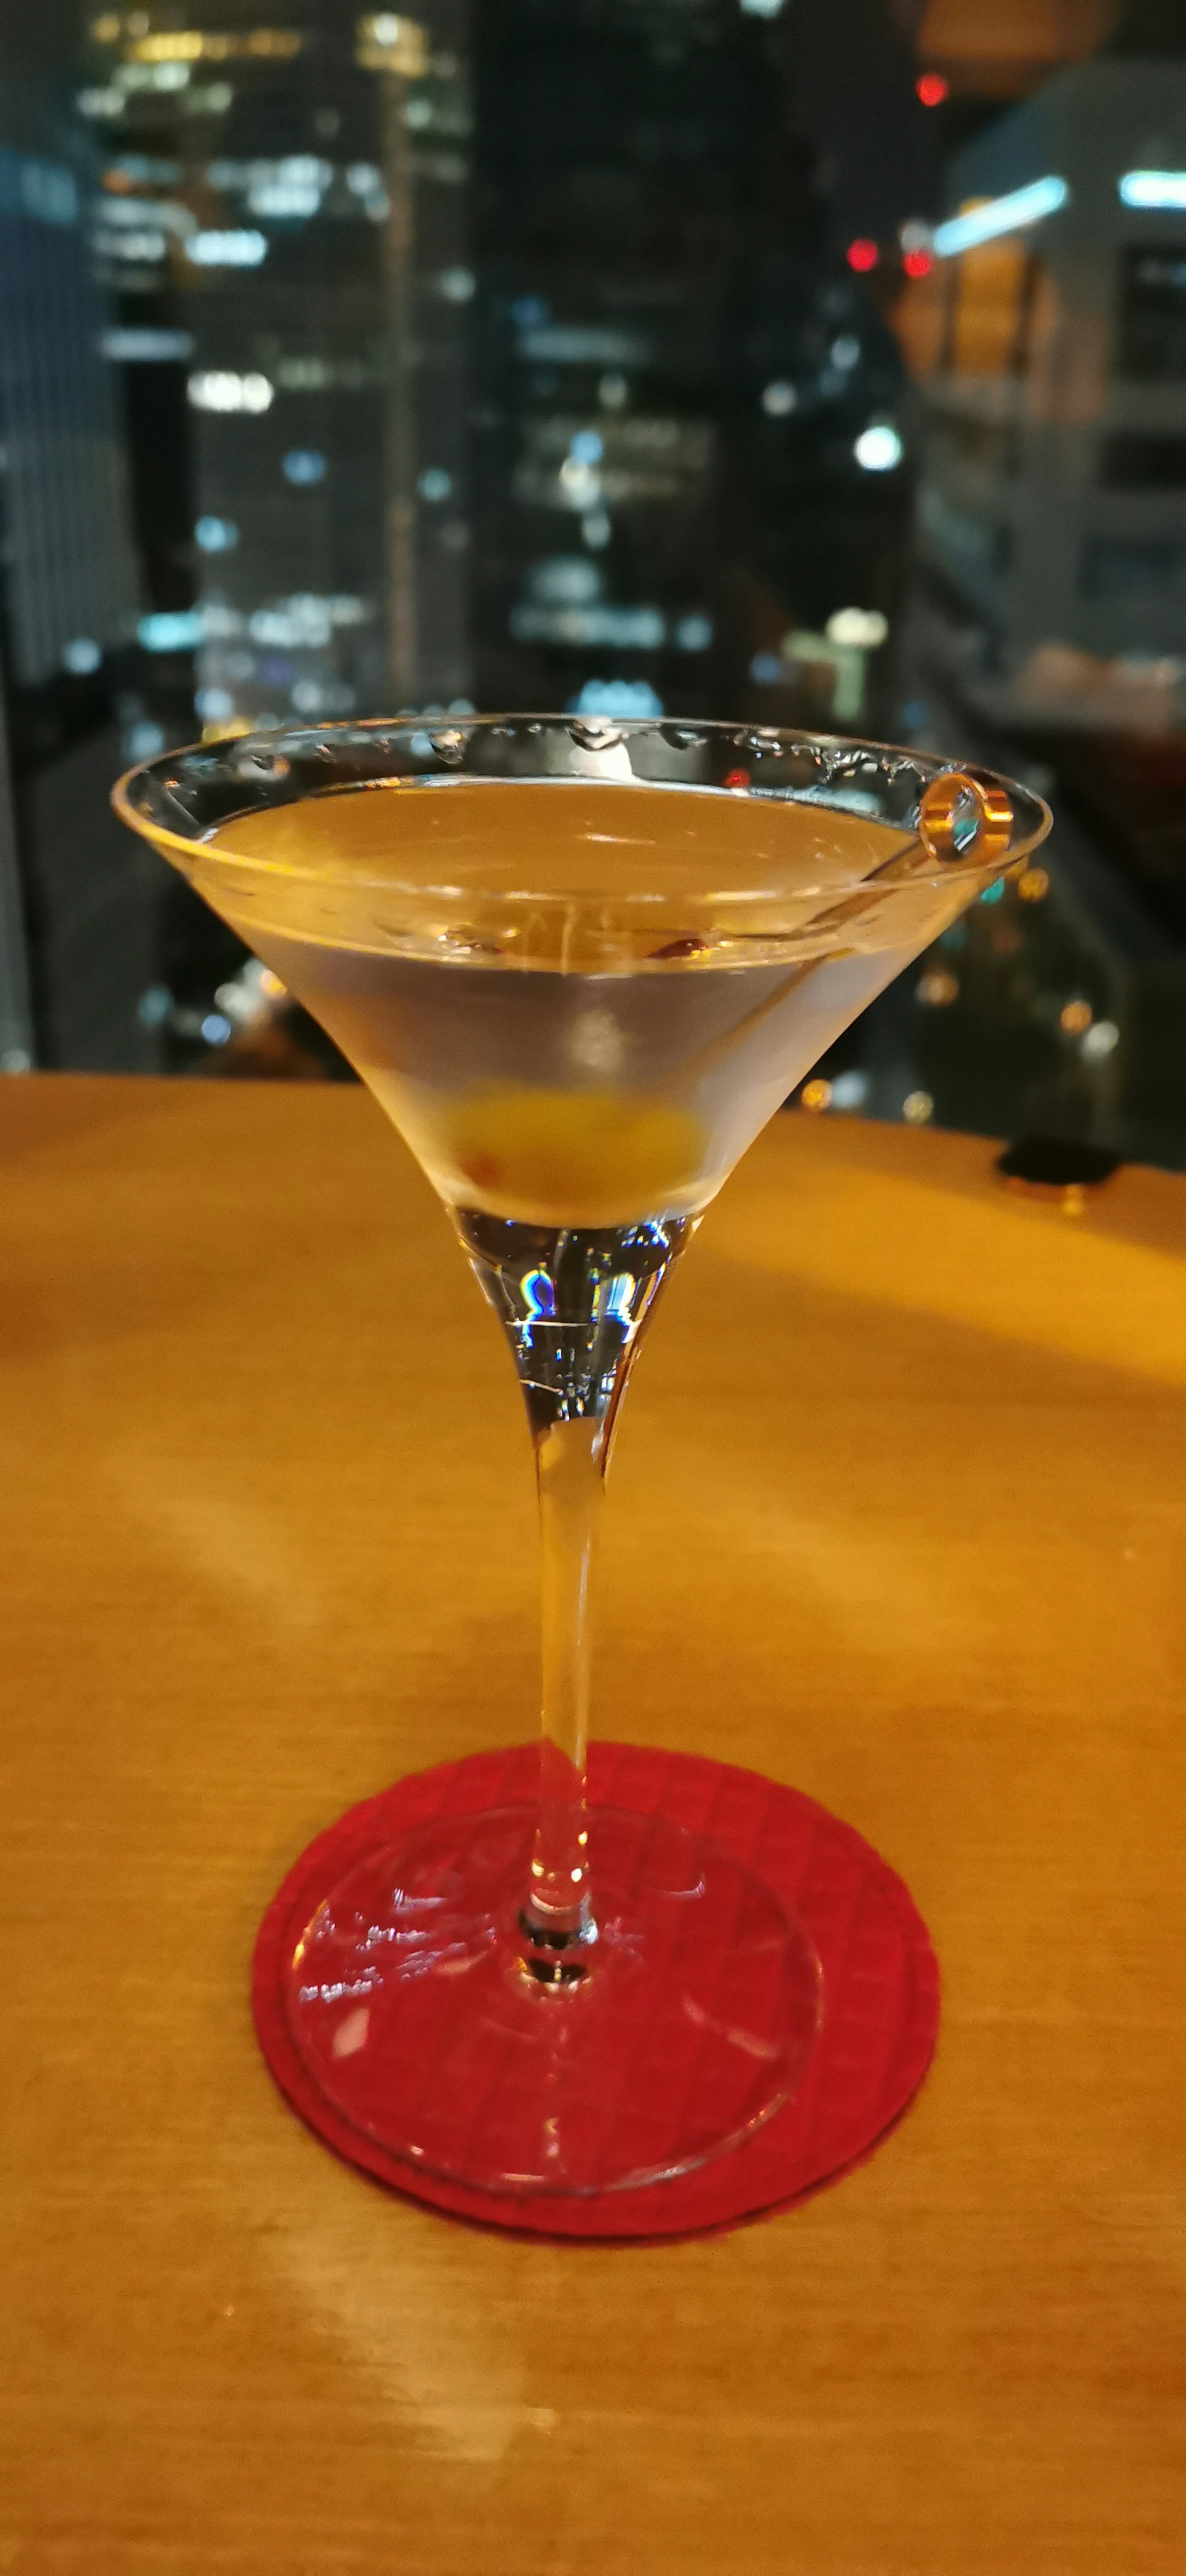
[
  {"left": 0, "top": 124, "right": 154, "bottom": 1070},
  {"left": 82, "top": 4, "right": 474, "bottom": 733},
  {"left": 0, "top": 142, "right": 140, "bottom": 697},
  {"left": 469, "top": 0, "right": 918, "bottom": 729}
]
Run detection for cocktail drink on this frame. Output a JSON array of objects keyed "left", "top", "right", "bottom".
[{"left": 115, "top": 718, "right": 1049, "bottom": 2195}]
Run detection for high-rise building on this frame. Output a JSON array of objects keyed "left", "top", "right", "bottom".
[
  {"left": 899, "top": 50, "right": 1186, "bottom": 731},
  {"left": 81, "top": 4, "right": 474, "bottom": 735},
  {"left": 0, "top": 144, "right": 141, "bottom": 697},
  {"left": 0, "top": 125, "right": 161, "bottom": 1071},
  {"left": 469, "top": 0, "right": 922, "bottom": 731}
]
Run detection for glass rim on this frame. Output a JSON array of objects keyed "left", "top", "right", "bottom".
[{"left": 112, "top": 712, "right": 1053, "bottom": 902}]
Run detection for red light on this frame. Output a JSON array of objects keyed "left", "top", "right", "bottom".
[
  {"left": 916, "top": 72, "right": 948, "bottom": 106},
  {"left": 903, "top": 249, "right": 933, "bottom": 279},
  {"left": 724, "top": 769, "right": 750, "bottom": 790},
  {"left": 846, "top": 238, "right": 879, "bottom": 274}
]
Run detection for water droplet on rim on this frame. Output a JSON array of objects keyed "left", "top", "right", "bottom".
[{"left": 568, "top": 718, "right": 626, "bottom": 752}]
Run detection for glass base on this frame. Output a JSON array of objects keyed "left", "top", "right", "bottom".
[{"left": 283, "top": 1804, "right": 822, "bottom": 2195}]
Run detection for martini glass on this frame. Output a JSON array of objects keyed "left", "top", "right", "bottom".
[{"left": 115, "top": 716, "right": 1049, "bottom": 2197}]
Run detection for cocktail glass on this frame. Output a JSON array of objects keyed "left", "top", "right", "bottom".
[{"left": 115, "top": 716, "right": 1050, "bottom": 2197}]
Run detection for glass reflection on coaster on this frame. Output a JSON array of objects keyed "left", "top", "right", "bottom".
[
  {"left": 286, "top": 1804, "right": 821, "bottom": 2194},
  {"left": 254, "top": 1745, "right": 941, "bottom": 2239}
]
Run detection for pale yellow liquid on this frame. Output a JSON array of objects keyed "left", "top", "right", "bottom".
[{"left": 199, "top": 777, "right": 971, "bottom": 1226}]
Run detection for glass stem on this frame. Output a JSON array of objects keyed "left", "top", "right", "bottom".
[
  {"left": 454, "top": 1207, "right": 696, "bottom": 1986},
  {"left": 521, "top": 1414, "right": 606, "bottom": 1974}
]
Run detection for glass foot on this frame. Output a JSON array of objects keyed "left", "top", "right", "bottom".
[{"left": 283, "top": 1804, "right": 822, "bottom": 2195}]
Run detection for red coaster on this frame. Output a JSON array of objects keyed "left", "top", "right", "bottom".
[{"left": 252, "top": 1742, "right": 940, "bottom": 2240}]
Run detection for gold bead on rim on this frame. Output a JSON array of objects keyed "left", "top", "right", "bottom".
[{"left": 918, "top": 769, "right": 1012, "bottom": 865}]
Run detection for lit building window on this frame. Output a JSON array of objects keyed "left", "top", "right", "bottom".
[
  {"left": 102, "top": 326, "right": 194, "bottom": 360},
  {"left": 854, "top": 423, "right": 904, "bottom": 472},
  {"left": 195, "top": 516, "right": 239, "bottom": 552},
  {"left": 196, "top": 685, "right": 236, "bottom": 723},
  {"left": 1118, "top": 170, "right": 1186, "bottom": 209},
  {"left": 128, "top": 28, "right": 303, "bottom": 63},
  {"left": 356, "top": 14, "right": 429, "bottom": 75},
  {"left": 185, "top": 230, "right": 268, "bottom": 268},
  {"left": 932, "top": 177, "right": 1068, "bottom": 258},
  {"left": 188, "top": 370, "right": 274, "bottom": 413},
  {"left": 139, "top": 610, "right": 202, "bottom": 651},
  {"left": 825, "top": 606, "right": 888, "bottom": 647}
]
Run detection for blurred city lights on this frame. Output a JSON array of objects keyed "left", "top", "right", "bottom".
[
  {"left": 846, "top": 238, "right": 879, "bottom": 273},
  {"left": 1118, "top": 170, "right": 1186, "bottom": 209},
  {"left": 356, "top": 14, "right": 430, "bottom": 75},
  {"left": 195, "top": 515, "right": 239, "bottom": 551},
  {"left": 1083, "top": 1020, "right": 1120, "bottom": 1059},
  {"left": 826, "top": 606, "right": 888, "bottom": 647},
  {"left": 902, "top": 1091, "right": 934, "bottom": 1124},
  {"left": 762, "top": 380, "right": 797, "bottom": 416},
  {"left": 903, "top": 249, "right": 932, "bottom": 278},
  {"left": 185, "top": 230, "right": 268, "bottom": 267},
  {"left": 1060, "top": 998, "right": 1093, "bottom": 1035},
  {"left": 916, "top": 72, "right": 948, "bottom": 106},
  {"left": 283, "top": 450, "right": 327, "bottom": 484},
  {"left": 933, "top": 177, "right": 1068, "bottom": 258},
  {"left": 801, "top": 1079, "right": 832, "bottom": 1112},
  {"left": 189, "top": 370, "right": 274, "bottom": 413},
  {"left": 128, "top": 27, "right": 302, "bottom": 61},
  {"left": 196, "top": 686, "right": 235, "bottom": 723},
  {"left": 917, "top": 967, "right": 959, "bottom": 1007},
  {"left": 559, "top": 455, "right": 601, "bottom": 504},
  {"left": 1018, "top": 867, "right": 1050, "bottom": 902},
  {"left": 854, "top": 423, "right": 903, "bottom": 472},
  {"left": 102, "top": 327, "right": 195, "bottom": 361},
  {"left": 63, "top": 637, "right": 101, "bottom": 672},
  {"left": 139, "top": 610, "right": 202, "bottom": 651},
  {"left": 530, "top": 556, "right": 601, "bottom": 603}
]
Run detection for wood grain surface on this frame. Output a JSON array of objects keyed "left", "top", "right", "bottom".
[{"left": 2, "top": 1073, "right": 1184, "bottom": 2575}]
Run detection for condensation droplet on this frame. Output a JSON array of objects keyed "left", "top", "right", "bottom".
[{"left": 569, "top": 719, "right": 625, "bottom": 753}]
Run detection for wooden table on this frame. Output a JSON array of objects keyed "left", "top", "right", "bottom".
[{"left": 3, "top": 1073, "right": 1184, "bottom": 2574}]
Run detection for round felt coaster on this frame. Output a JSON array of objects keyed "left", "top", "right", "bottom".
[{"left": 252, "top": 1741, "right": 940, "bottom": 2240}]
